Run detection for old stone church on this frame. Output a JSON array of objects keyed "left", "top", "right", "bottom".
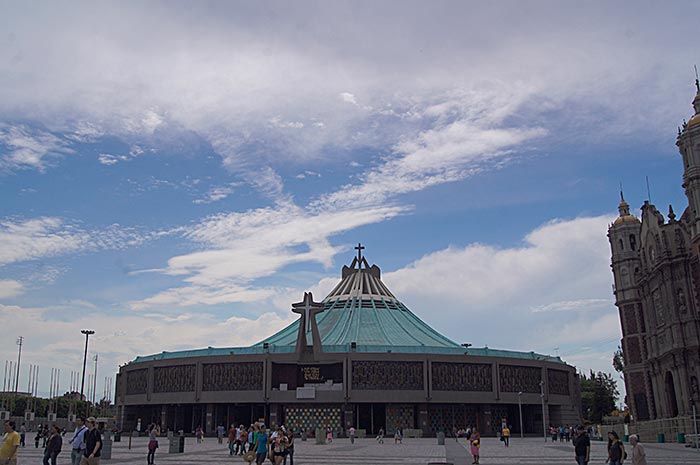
[{"left": 608, "top": 81, "right": 700, "bottom": 420}]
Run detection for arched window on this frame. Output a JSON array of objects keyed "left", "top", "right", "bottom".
[
  {"left": 619, "top": 239, "right": 624, "bottom": 251},
  {"left": 629, "top": 235, "right": 637, "bottom": 251}
]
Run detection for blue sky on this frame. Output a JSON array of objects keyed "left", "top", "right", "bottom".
[{"left": 0, "top": 1, "right": 697, "bottom": 401}]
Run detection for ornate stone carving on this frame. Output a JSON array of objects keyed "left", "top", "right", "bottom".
[
  {"left": 126, "top": 368, "right": 148, "bottom": 395},
  {"left": 202, "top": 362, "right": 264, "bottom": 391},
  {"left": 622, "top": 304, "right": 638, "bottom": 334},
  {"left": 547, "top": 369, "right": 570, "bottom": 396},
  {"left": 431, "top": 362, "right": 492, "bottom": 391},
  {"left": 352, "top": 361, "right": 423, "bottom": 390},
  {"left": 626, "top": 337, "right": 642, "bottom": 365},
  {"left": 499, "top": 365, "right": 541, "bottom": 393},
  {"left": 153, "top": 365, "right": 196, "bottom": 393}
]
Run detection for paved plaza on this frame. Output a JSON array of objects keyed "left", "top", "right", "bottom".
[{"left": 11, "top": 436, "right": 700, "bottom": 465}]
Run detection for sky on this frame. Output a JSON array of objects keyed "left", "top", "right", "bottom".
[{"left": 0, "top": 1, "right": 697, "bottom": 402}]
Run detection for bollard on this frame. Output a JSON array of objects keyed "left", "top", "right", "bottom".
[
  {"left": 101, "top": 432, "right": 113, "bottom": 460},
  {"left": 437, "top": 432, "right": 445, "bottom": 445},
  {"left": 315, "top": 427, "right": 325, "bottom": 444}
]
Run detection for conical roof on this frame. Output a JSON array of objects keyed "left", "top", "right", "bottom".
[{"left": 256, "top": 250, "right": 463, "bottom": 352}]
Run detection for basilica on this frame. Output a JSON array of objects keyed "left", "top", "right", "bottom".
[
  {"left": 115, "top": 249, "right": 580, "bottom": 436},
  {"left": 608, "top": 81, "right": 700, "bottom": 421}
]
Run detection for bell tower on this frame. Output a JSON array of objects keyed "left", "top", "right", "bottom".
[
  {"left": 608, "top": 193, "right": 651, "bottom": 419},
  {"left": 678, "top": 76, "right": 700, "bottom": 240}
]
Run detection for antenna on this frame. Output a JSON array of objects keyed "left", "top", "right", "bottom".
[
  {"left": 695, "top": 65, "right": 699, "bottom": 92},
  {"left": 646, "top": 176, "right": 652, "bottom": 202}
]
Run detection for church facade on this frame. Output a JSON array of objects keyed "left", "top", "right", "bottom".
[
  {"left": 608, "top": 82, "right": 700, "bottom": 421},
  {"left": 115, "top": 251, "right": 581, "bottom": 436}
]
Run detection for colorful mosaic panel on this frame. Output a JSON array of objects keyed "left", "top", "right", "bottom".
[
  {"left": 126, "top": 368, "right": 148, "bottom": 395},
  {"left": 386, "top": 404, "right": 414, "bottom": 434},
  {"left": 547, "top": 369, "right": 570, "bottom": 396},
  {"left": 431, "top": 362, "right": 492, "bottom": 391},
  {"left": 284, "top": 406, "right": 341, "bottom": 433},
  {"left": 428, "top": 404, "right": 477, "bottom": 433},
  {"left": 153, "top": 365, "right": 196, "bottom": 393},
  {"left": 499, "top": 365, "right": 541, "bottom": 393},
  {"left": 352, "top": 361, "right": 423, "bottom": 390},
  {"left": 202, "top": 362, "right": 263, "bottom": 391}
]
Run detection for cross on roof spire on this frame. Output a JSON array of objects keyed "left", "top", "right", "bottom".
[{"left": 355, "top": 243, "right": 365, "bottom": 262}]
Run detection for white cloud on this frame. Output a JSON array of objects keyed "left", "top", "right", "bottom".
[
  {"left": 0, "top": 279, "right": 23, "bottom": 299},
  {"left": 382, "top": 215, "right": 620, "bottom": 374},
  {"left": 0, "top": 217, "right": 90, "bottom": 267},
  {"left": 0, "top": 302, "right": 296, "bottom": 398},
  {"left": 0, "top": 217, "right": 167, "bottom": 267},
  {"left": 0, "top": 125, "right": 73, "bottom": 171},
  {"left": 0, "top": 2, "right": 694, "bottom": 178},
  {"left": 193, "top": 186, "right": 235, "bottom": 204},
  {"left": 339, "top": 92, "right": 357, "bottom": 105},
  {"left": 130, "top": 200, "right": 407, "bottom": 309}
]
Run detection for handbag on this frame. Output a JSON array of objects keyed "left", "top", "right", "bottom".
[{"left": 243, "top": 451, "right": 256, "bottom": 463}]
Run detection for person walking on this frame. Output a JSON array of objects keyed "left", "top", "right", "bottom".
[
  {"left": 253, "top": 424, "right": 268, "bottom": 465},
  {"left": 18, "top": 425, "right": 25, "bottom": 449},
  {"left": 79, "top": 417, "right": 101, "bottom": 465},
  {"left": 43, "top": 425, "right": 62, "bottom": 465},
  {"left": 469, "top": 428, "right": 481, "bottom": 465},
  {"left": 629, "top": 434, "right": 647, "bottom": 465},
  {"left": 1, "top": 421, "right": 20, "bottom": 465},
  {"left": 69, "top": 416, "right": 87, "bottom": 465},
  {"left": 376, "top": 427, "right": 384, "bottom": 444},
  {"left": 195, "top": 426, "right": 203, "bottom": 444},
  {"left": 285, "top": 429, "right": 294, "bottom": 465},
  {"left": 501, "top": 425, "right": 510, "bottom": 447},
  {"left": 326, "top": 426, "right": 333, "bottom": 443},
  {"left": 217, "top": 424, "right": 225, "bottom": 444},
  {"left": 573, "top": 426, "right": 590, "bottom": 465},
  {"left": 238, "top": 425, "right": 248, "bottom": 454},
  {"left": 607, "top": 431, "right": 626, "bottom": 465},
  {"left": 348, "top": 426, "right": 355, "bottom": 444},
  {"left": 146, "top": 423, "right": 159, "bottom": 465}
]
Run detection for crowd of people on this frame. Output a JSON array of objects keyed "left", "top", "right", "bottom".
[{"left": 1, "top": 417, "right": 655, "bottom": 465}]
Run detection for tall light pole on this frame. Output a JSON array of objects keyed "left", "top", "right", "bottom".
[
  {"left": 14, "top": 337, "right": 23, "bottom": 395},
  {"left": 80, "top": 330, "right": 95, "bottom": 398},
  {"left": 518, "top": 391, "right": 524, "bottom": 439},
  {"left": 540, "top": 380, "right": 547, "bottom": 442},
  {"left": 92, "top": 354, "right": 98, "bottom": 412}
]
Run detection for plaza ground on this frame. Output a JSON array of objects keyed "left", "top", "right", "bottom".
[{"left": 12, "top": 436, "right": 700, "bottom": 465}]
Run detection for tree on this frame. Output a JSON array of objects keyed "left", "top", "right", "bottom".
[
  {"left": 612, "top": 346, "right": 624, "bottom": 373},
  {"left": 580, "top": 370, "right": 619, "bottom": 423}
]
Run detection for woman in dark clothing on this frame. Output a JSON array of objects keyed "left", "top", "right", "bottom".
[
  {"left": 607, "top": 430, "right": 626, "bottom": 465},
  {"left": 43, "top": 425, "right": 62, "bottom": 465}
]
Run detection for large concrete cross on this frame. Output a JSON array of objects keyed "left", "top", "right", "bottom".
[{"left": 292, "top": 292, "right": 324, "bottom": 334}]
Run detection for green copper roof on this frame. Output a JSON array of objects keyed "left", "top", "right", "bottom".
[{"left": 129, "top": 252, "right": 564, "bottom": 364}]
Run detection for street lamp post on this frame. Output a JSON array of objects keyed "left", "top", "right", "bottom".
[
  {"left": 540, "top": 381, "right": 547, "bottom": 442},
  {"left": 14, "top": 337, "right": 23, "bottom": 395},
  {"left": 92, "top": 354, "right": 98, "bottom": 413},
  {"left": 518, "top": 391, "right": 524, "bottom": 439},
  {"left": 80, "top": 330, "right": 95, "bottom": 398},
  {"left": 692, "top": 399, "right": 698, "bottom": 453}
]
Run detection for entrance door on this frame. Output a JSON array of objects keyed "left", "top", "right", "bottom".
[{"left": 665, "top": 372, "right": 679, "bottom": 417}]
